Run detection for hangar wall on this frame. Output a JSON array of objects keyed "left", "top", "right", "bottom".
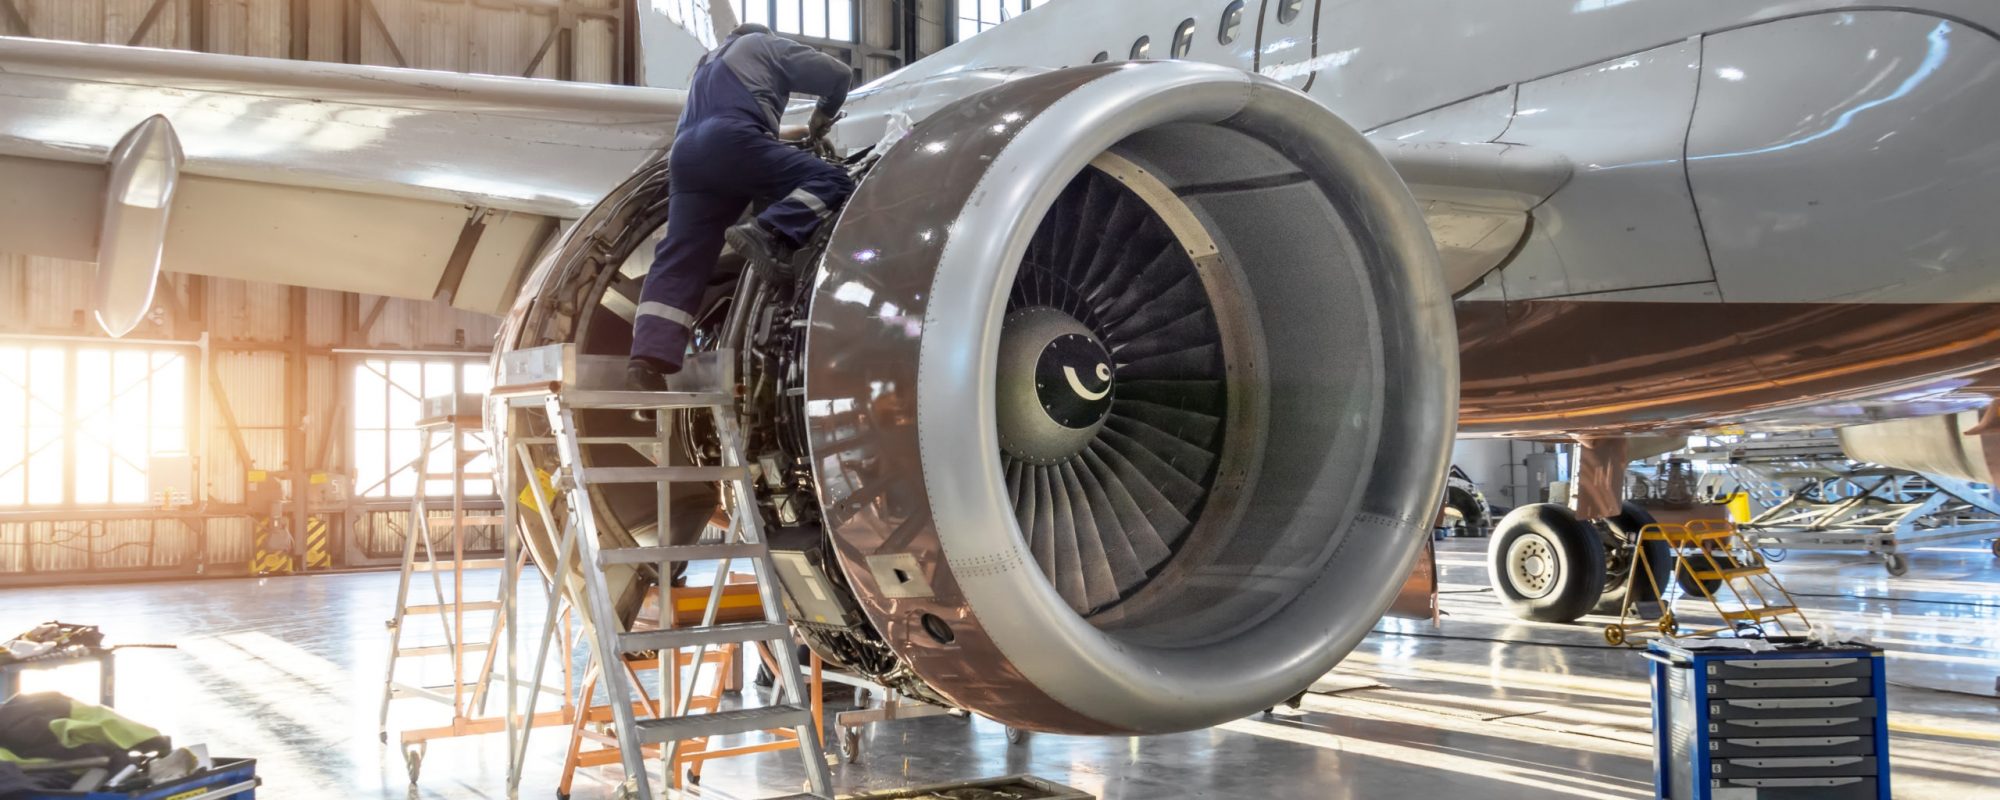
[{"left": 0, "top": 0, "right": 954, "bottom": 586}]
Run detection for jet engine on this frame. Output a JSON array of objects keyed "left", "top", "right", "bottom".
[{"left": 496, "top": 62, "right": 1458, "bottom": 735}]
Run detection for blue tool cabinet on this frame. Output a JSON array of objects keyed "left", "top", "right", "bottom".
[
  {"left": 1648, "top": 639, "right": 1888, "bottom": 800},
  {"left": 21, "top": 757, "right": 256, "bottom": 800}
]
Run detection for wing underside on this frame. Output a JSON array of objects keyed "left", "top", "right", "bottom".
[{"left": 0, "top": 36, "right": 684, "bottom": 324}]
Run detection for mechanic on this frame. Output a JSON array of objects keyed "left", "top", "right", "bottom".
[{"left": 629, "top": 23, "right": 854, "bottom": 389}]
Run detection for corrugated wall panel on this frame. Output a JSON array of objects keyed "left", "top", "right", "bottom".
[
  {"left": 0, "top": 255, "right": 26, "bottom": 332},
  {"left": 206, "top": 0, "right": 288, "bottom": 58},
  {"left": 306, "top": 355, "right": 340, "bottom": 472},
  {"left": 306, "top": 289, "right": 347, "bottom": 347},
  {"left": 577, "top": 15, "right": 617, "bottom": 84},
  {"left": 205, "top": 279, "right": 292, "bottom": 342},
  {"left": 25, "top": 257, "right": 92, "bottom": 332},
  {"left": 206, "top": 517, "right": 253, "bottom": 564}
]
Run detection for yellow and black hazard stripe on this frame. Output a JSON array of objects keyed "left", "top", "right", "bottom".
[
  {"left": 304, "top": 516, "right": 332, "bottom": 570},
  {"left": 249, "top": 519, "right": 295, "bottom": 576}
]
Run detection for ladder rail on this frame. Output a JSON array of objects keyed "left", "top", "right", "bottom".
[
  {"left": 542, "top": 395, "right": 655, "bottom": 798},
  {"left": 507, "top": 439, "right": 582, "bottom": 787},
  {"left": 504, "top": 343, "right": 834, "bottom": 799}
]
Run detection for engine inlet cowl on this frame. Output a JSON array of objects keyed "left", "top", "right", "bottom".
[{"left": 805, "top": 62, "right": 1458, "bottom": 734}]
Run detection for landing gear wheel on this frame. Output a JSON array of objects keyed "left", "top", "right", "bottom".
[
  {"left": 1489, "top": 504, "right": 1608, "bottom": 623},
  {"left": 1676, "top": 552, "right": 1740, "bottom": 597},
  {"left": 1883, "top": 553, "right": 1909, "bottom": 577},
  {"left": 686, "top": 769, "right": 701, "bottom": 786},
  {"left": 1005, "top": 726, "right": 1028, "bottom": 745},
  {"left": 1990, "top": 538, "right": 1999, "bottom": 558},
  {"left": 1594, "top": 503, "right": 1672, "bottom": 615},
  {"left": 1658, "top": 613, "right": 1678, "bottom": 636},
  {"left": 1603, "top": 625, "right": 1626, "bottom": 646},
  {"left": 401, "top": 742, "right": 426, "bottom": 784},
  {"left": 839, "top": 728, "right": 863, "bottom": 763}
]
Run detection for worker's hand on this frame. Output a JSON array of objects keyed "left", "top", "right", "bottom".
[
  {"left": 808, "top": 109, "right": 838, "bottom": 142},
  {"left": 778, "top": 123, "right": 811, "bottom": 142}
]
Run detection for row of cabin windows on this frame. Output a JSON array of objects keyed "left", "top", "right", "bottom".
[{"left": 1087, "top": 0, "right": 1303, "bottom": 64}]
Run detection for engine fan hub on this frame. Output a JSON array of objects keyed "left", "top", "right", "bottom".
[{"left": 998, "top": 306, "right": 1113, "bottom": 464}]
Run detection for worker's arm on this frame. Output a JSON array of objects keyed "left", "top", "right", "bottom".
[{"left": 771, "top": 37, "right": 853, "bottom": 120}]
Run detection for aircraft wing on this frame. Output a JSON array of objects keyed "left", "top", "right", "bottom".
[{"left": 0, "top": 36, "right": 683, "bottom": 327}]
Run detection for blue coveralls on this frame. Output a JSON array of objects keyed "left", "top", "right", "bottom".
[{"left": 631, "top": 33, "right": 855, "bottom": 371}]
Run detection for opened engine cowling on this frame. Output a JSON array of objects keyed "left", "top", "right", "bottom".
[{"left": 804, "top": 62, "right": 1457, "bottom": 734}]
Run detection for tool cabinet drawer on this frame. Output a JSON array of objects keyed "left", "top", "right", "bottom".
[
  {"left": 1708, "top": 676, "right": 1870, "bottom": 698},
  {"left": 1711, "top": 716, "right": 1875, "bottom": 737},
  {"left": 1709, "top": 776, "right": 1878, "bottom": 799},
  {"left": 1704, "top": 656, "right": 1871, "bottom": 680},
  {"left": 1709, "top": 696, "right": 1878, "bottom": 720},
  {"left": 1710, "top": 734, "right": 1874, "bottom": 758},
  {"left": 1712, "top": 755, "right": 1878, "bottom": 779}
]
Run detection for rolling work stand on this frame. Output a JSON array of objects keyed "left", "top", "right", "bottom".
[
  {"left": 378, "top": 393, "right": 574, "bottom": 784},
  {"left": 493, "top": 344, "right": 833, "bottom": 800},
  {"left": 1647, "top": 638, "right": 1889, "bottom": 799}
]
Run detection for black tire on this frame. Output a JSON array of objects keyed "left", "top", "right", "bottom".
[
  {"left": 1594, "top": 502, "right": 1673, "bottom": 614},
  {"left": 1675, "top": 551, "right": 1739, "bottom": 597},
  {"left": 1488, "top": 504, "right": 1608, "bottom": 623},
  {"left": 1445, "top": 486, "right": 1485, "bottom": 536}
]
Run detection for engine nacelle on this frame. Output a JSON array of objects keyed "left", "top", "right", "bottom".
[
  {"left": 804, "top": 62, "right": 1456, "bottom": 733},
  {"left": 496, "top": 61, "right": 1457, "bottom": 736}
]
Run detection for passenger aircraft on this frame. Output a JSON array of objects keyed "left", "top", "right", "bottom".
[{"left": 1, "top": 0, "right": 1996, "bottom": 736}]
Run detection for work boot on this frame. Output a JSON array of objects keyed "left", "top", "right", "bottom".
[
  {"left": 725, "top": 221, "right": 795, "bottom": 285},
  {"left": 627, "top": 359, "right": 672, "bottom": 391}
]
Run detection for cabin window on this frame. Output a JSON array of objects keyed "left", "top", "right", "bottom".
[
  {"left": 1172, "top": 18, "right": 1197, "bottom": 58},
  {"left": 1218, "top": 1, "right": 1245, "bottom": 44},
  {"left": 1130, "top": 35, "right": 1151, "bottom": 60},
  {"left": 1278, "top": 0, "right": 1304, "bottom": 25},
  {"left": 1091, "top": 51, "right": 1109, "bottom": 63}
]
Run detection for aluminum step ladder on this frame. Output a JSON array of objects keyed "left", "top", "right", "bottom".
[
  {"left": 379, "top": 394, "right": 524, "bottom": 758},
  {"left": 495, "top": 344, "right": 833, "bottom": 800}
]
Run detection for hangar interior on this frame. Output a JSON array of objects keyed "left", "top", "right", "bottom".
[{"left": 1, "top": 1, "right": 1998, "bottom": 799}]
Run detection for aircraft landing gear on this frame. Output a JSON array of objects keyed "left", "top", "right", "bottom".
[{"left": 1489, "top": 504, "right": 1606, "bottom": 623}]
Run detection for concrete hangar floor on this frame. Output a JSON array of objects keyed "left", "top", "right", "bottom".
[{"left": 1, "top": 539, "right": 1994, "bottom": 799}]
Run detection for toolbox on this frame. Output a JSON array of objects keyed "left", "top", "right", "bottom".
[
  {"left": 21, "top": 757, "right": 257, "bottom": 800},
  {"left": 1648, "top": 639, "right": 1888, "bottom": 799}
]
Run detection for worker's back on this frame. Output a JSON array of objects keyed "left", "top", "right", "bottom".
[{"left": 678, "top": 30, "right": 852, "bottom": 136}]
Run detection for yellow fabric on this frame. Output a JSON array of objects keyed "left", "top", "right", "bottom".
[{"left": 48, "top": 699, "right": 162, "bottom": 750}]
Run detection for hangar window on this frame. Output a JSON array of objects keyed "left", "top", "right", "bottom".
[
  {"left": 1218, "top": 1, "right": 1245, "bottom": 44},
  {"left": 1130, "top": 35, "right": 1151, "bottom": 60},
  {"left": 1172, "top": 18, "right": 1197, "bottom": 58},
  {"left": 352, "top": 358, "right": 494, "bottom": 500},
  {"left": 0, "top": 343, "right": 192, "bottom": 507},
  {"left": 956, "top": 0, "right": 1036, "bottom": 41},
  {"left": 1278, "top": 0, "right": 1304, "bottom": 24},
  {"left": 1090, "top": 51, "right": 1109, "bottom": 63},
  {"left": 736, "top": 0, "right": 857, "bottom": 42}
]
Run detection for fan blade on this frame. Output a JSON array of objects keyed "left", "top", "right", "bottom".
[
  {"left": 1110, "top": 308, "right": 1219, "bottom": 364},
  {"left": 1064, "top": 461, "right": 1146, "bottom": 593},
  {"left": 1117, "top": 379, "right": 1226, "bottom": 417},
  {"left": 1096, "top": 427, "right": 1207, "bottom": 517},
  {"left": 1111, "top": 398, "right": 1222, "bottom": 448},
  {"left": 1102, "top": 270, "right": 1208, "bottom": 342},
  {"left": 1050, "top": 462, "right": 1118, "bottom": 610},
  {"left": 1037, "top": 466, "right": 1086, "bottom": 610},
  {"left": 1116, "top": 342, "right": 1224, "bottom": 382},
  {"left": 1085, "top": 241, "right": 1179, "bottom": 316},
  {"left": 1104, "top": 415, "right": 1217, "bottom": 485},
  {"left": 1076, "top": 191, "right": 1146, "bottom": 290},
  {"left": 1080, "top": 448, "right": 1174, "bottom": 567}
]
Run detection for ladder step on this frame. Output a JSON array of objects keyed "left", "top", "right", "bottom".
[
  {"left": 397, "top": 642, "right": 492, "bottom": 657},
  {"left": 423, "top": 472, "right": 495, "bottom": 480},
  {"left": 578, "top": 465, "right": 752, "bottom": 484},
  {"left": 619, "top": 622, "right": 785, "bottom": 652},
  {"left": 634, "top": 704, "right": 813, "bottom": 744},
  {"left": 1722, "top": 606, "right": 1798, "bottom": 622},
  {"left": 563, "top": 389, "right": 733, "bottom": 410},
  {"left": 410, "top": 559, "right": 508, "bottom": 571},
  {"left": 599, "top": 542, "right": 767, "bottom": 566},
  {"left": 403, "top": 601, "right": 502, "bottom": 615}
]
